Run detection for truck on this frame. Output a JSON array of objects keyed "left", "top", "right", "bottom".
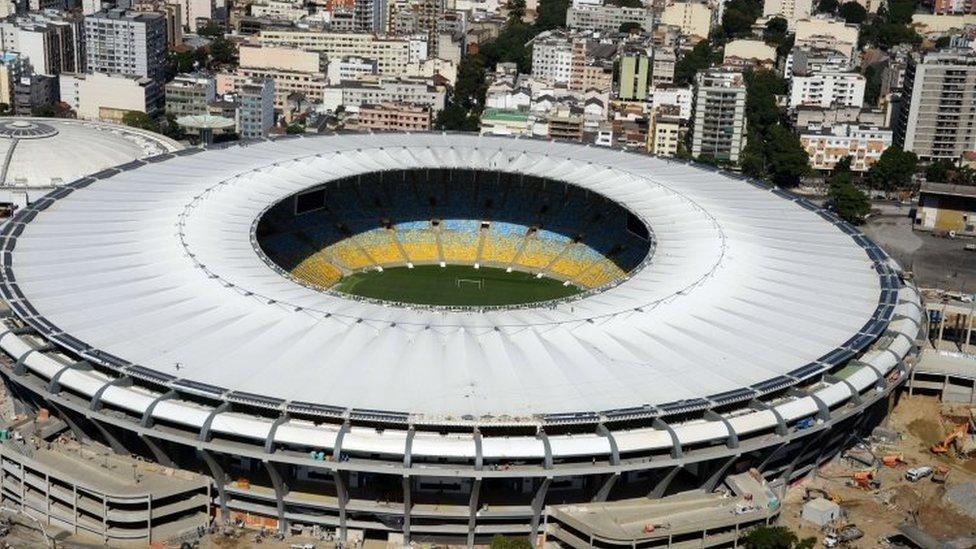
[
  {"left": 822, "top": 524, "right": 863, "bottom": 547},
  {"left": 905, "top": 466, "right": 934, "bottom": 482}
]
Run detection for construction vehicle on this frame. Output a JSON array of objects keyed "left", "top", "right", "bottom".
[
  {"left": 823, "top": 524, "right": 863, "bottom": 547},
  {"left": 905, "top": 466, "right": 933, "bottom": 482},
  {"left": 930, "top": 422, "right": 969, "bottom": 455},
  {"left": 881, "top": 453, "right": 904, "bottom": 467},
  {"left": 850, "top": 471, "right": 880, "bottom": 490},
  {"left": 803, "top": 487, "right": 841, "bottom": 504},
  {"left": 932, "top": 465, "right": 950, "bottom": 484}
]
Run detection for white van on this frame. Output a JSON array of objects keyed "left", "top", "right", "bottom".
[{"left": 905, "top": 466, "right": 933, "bottom": 482}]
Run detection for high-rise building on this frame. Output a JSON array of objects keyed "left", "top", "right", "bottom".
[
  {"left": 691, "top": 69, "right": 747, "bottom": 164},
  {"left": 0, "top": 12, "right": 85, "bottom": 76},
  {"left": 59, "top": 71, "right": 162, "bottom": 121},
  {"left": 788, "top": 71, "right": 866, "bottom": 109},
  {"left": 84, "top": 9, "right": 167, "bottom": 82},
  {"left": 895, "top": 50, "right": 976, "bottom": 160},
  {"left": 238, "top": 77, "right": 274, "bottom": 138}
]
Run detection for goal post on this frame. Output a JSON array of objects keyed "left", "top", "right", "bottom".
[{"left": 456, "top": 278, "right": 484, "bottom": 290}]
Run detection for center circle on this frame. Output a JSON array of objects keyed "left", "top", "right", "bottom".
[{"left": 255, "top": 168, "right": 654, "bottom": 308}]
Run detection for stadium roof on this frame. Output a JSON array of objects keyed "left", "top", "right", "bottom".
[
  {"left": 0, "top": 118, "right": 181, "bottom": 189},
  {"left": 8, "top": 133, "right": 886, "bottom": 422}
]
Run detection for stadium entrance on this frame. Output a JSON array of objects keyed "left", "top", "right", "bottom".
[{"left": 254, "top": 168, "right": 653, "bottom": 307}]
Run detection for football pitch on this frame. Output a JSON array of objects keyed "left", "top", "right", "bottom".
[{"left": 334, "top": 265, "right": 581, "bottom": 306}]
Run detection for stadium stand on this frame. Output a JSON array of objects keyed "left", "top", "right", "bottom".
[{"left": 257, "top": 169, "right": 651, "bottom": 290}]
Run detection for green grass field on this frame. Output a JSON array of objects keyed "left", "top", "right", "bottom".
[{"left": 334, "top": 265, "right": 581, "bottom": 306}]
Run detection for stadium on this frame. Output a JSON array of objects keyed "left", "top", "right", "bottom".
[{"left": 0, "top": 133, "right": 922, "bottom": 546}]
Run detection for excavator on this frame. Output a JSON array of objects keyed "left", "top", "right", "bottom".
[
  {"left": 850, "top": 471, "right": 881, "bottom": 490},
  {"left": 931, "top": 422, "right": 970, "bottom": 455}
]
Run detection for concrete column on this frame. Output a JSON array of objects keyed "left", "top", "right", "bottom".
[
  {"left": 332, "top": 470, "right": 349, "bottom": 542},
  {"left": 466, "top": 478, "right": 481, "bottom": 548},
  {"left": 650, "top": 466, "right": 683, "bottom": 499},
  {"left": 264, "top": 460, "right": 288, "bottom": 535},
  {"left": 402, "top": 475, "right": 411, "bottom": 543},
  {"left": 528, "top": 478, "right": 551, "bottom": 543},
  {"left": 593, "top": 473, "right": 618, "bottom": 502},
  {"left": 72, "top": 485, "right": 78, "bottom": 534},
  {"left": 702, "top": 454, "right": 738, "bottom": 493},
  {"left": 198, "top": 449, "right": 229, "bottom": 523},
  {"left": 89, "top": 419, "right": 130, "bottom": 456},
  {"left": 140, "top": 434, "right": 176, "bottom": 468}
]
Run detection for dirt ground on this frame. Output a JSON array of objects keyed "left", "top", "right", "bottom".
[{"left": 780, "top": 394, "right": 976, "bottom": 547}]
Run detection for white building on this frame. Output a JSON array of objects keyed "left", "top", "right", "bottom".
[
  {"left": 238, "top": 77, "right": 274, "bottom": 139},
  {"left": 800, "top": 123, "right": 892, "bottom": 171},
  {"left": 692, "top": 69, "right": 747, "bottom": 164},
  {"left": 254, "top": 30, "right": 413, "bottom": 76},
  {"left": 322, "top": 76, "right": 446, "bottom": 113},
  {"left": 327, "top": 56, "right": 378, "bottom": 85},
  {"left": 59, "top": 71, "right": 161, "bottom": 121},
  {"left": 794, "top": 17, "right": 860, "bottom": 60},
  {"left": 763, "top": 0, "right": 812, "bottom": 28},
  {"left": 85, "top": 9, "right": 167, "bottom": 82},
  {"left": 789, "top": 71, "right": 866, "bottom": 109},
  {"left": 0, "top": 12, "right": 84, "bottom": 76},
  {"left": 566, "top": 4, "right": 654, "bottom": 33},
  {"left": 648, "top": 86, "right": 693, "bottom": 120},
  {"left": 530, "top": 31, "right": 573, "bottom": 84}
]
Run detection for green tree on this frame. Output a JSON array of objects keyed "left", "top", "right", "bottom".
[
  {"left": 609, "top": 0, "right": 642, "bottom": 5},
  {"left": 197, "top": 21, "right": 224, "bottom": 38},
  {"left": 535, "top": 0, "right": 570, "bottom": 30},
  {"left": 863, "top": 63, "right": 883, "bottom": 106},
  {"left": 935, "top": 35, "right": 952, "bottom": 49},
  {"left": 828, "top": 157, "right": 871, "bottom": 224},
  {"left": 507, "top": 0, "right": 526, "bottom": 23},
  {"left": 722, "top": 0, "right": 762, "bottom": 38},
  {"left": 766, "top": 124, "right": 809, "bottom": 187},
  {"left": 489, "top": 535, "right": 532, "bottom": 549},
  {"left": 744, "top": 525, "right": 816, "bottom": 549},
  {"left": 121, "top": 111, "right": 159, "bottom": 132},
  {"left": 838, "top": 1, "right": 867, "bottom": 23},
  {"left": 925, "top": 158, "right": 956, "bottom": 182},
  {"left": 817, "top": 0, "right": 838, "bottom": 12},
  {"left": 435, "top": 53, "right": 487, "bottom": 131},
  {"left": 763, "top": 17, "right": 789, "bottom": 46},
  {"left": 209, "top": 37, "right": 237, "bottom": 66},
  {"left": 674, "top": 40, "right": 716, "bottom": 86},
  {"left": 867, "top": 146, "right": 918, "bottom": 190},
  {"left": 619, "top": 21, "right": 642, "bottom": 33}
]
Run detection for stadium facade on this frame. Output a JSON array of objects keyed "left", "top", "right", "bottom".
[{"left": 0, "top": 133, "right": 922, "bottom": 545}]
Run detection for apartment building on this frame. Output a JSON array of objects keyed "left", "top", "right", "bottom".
[
  {"left": 800, "top": 123, "right": 892, "bottom": 171},
  {"left": 131, "top": 0, "right": 183, "bottom": 48},
  {"left": 647, "top": 111, "right": 681, "bottom": 157},
  {"left": 238, "top": 77, "right": 274, "bottom": 138},
  {"left": 0, "top": 11, "right": 84, "bottom": 76},
  {"left": 358, "top": 102, "right": 431, "bottom": 130},
  {"left": 934, "top": 0, "right": 976, "bottom": 14},
  {"left": 763, "top": 0, "right": 812, "bottom": 28},
  {"left": 794, "top": 17, "right": 860, "bottom": 60},
  {"left": 651, "top": 48, "right": 676, "bottom": 86},
  {"left": 85, "top": 9, "right": 166, "bottom": 82},
  {"left": 566, "top": 4, "right": 654, "bottom": 33},
  {"left": 531, "top": 31, "right": 574, "bottom": 84},
  {"left": 789, "top": 71, "right": 866, "bottom": 109},
  {"left": 648, "top": 86, "right": 693, "bottom": 119},
  {"left": 232, "top": 45, "right": 328, "bottom": 110},
  {"left": 618, "top": 52, "right": 649, "bottom": 101},
  {"left": 254, "top": 30, "right": 413, "bottom": 75},
  {"left": 322, "top": 76, "right": 446, "bottom": 112},
  {"left": 0, "top": 51, "right": 30, "bottom": 105},
  {"left": 660, "top": 2, "right": 712, "bottom": 40},
  {"left": 165, "top": 73, "right": 215, "bottom": 117},
  {"left": 59, "top": 71, "right": 162, "bottom": 121},
  {"left": 895, "top": 49, "right": 976, "bottom": 160},
  {"left": 691, "top": 69, "right": 747, "bottom": 164}
]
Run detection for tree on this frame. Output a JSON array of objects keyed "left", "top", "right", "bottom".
[
  {"left": 926, "top": 158, "right": 956, "bottom": 182},
  {"left": 763, "top": 17, "right": 789, "bottom": 46},
  {"left": 197, "top": 21, "right": 224, "bottom": 38},
  {"left": 619, "top": 21, "right": 642, "bottom": 33},
  {"left": 674, "top": 40, "right": 716, "bottom": 86},
  {"left": 609, "top": 0, "right": 643, "bottom": 6},
  {"left": 744, "top": 526, "right": 816, "bottom": 549},
  {"left": 867, "top": 146, "right": 918, "bottom": 190},
  {"left": 828, "top": 157, "right": 871, "bottom": 224},
  {"left": 121, "top": 111, "right": 159, "bottom": 132},
  {"left": 765, "top": 124, "right": 810, "bottom": 187},
  {"left": 863, "top": 63, "right": 883, "bottom": 106},
  {"left": 507, "top": 0, "right": 525, "bottom": 23},
  {"left": 286, "top": 123, "right": 305, "bottom": 134},
  {"left": 535, "top": 0, "right": 570, "bottom": 30},
  {"left": 869, "top": 146, "right": 919, "bottom": 190},
  {"left": 489, "top": 535, "right": 532, "bottom": 549},
  {"left": 817, "top": 0, "right": 839, "bottom": 12},
  {"left": 838, "top": 2, "right": 867, "bottom": 23},
  {"left": 209, "top": 37, "right": 237, "bottom": 66},
  {"left": 722, "top": 0, "right": 762, "bottom": 38}
]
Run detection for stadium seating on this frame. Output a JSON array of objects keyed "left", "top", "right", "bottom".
[
  {"left": 257, "top": 169, "right": 651, "bottom": 291},
  {"left": 396, "top": 230, "right": 439, "bottom": 263}
]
